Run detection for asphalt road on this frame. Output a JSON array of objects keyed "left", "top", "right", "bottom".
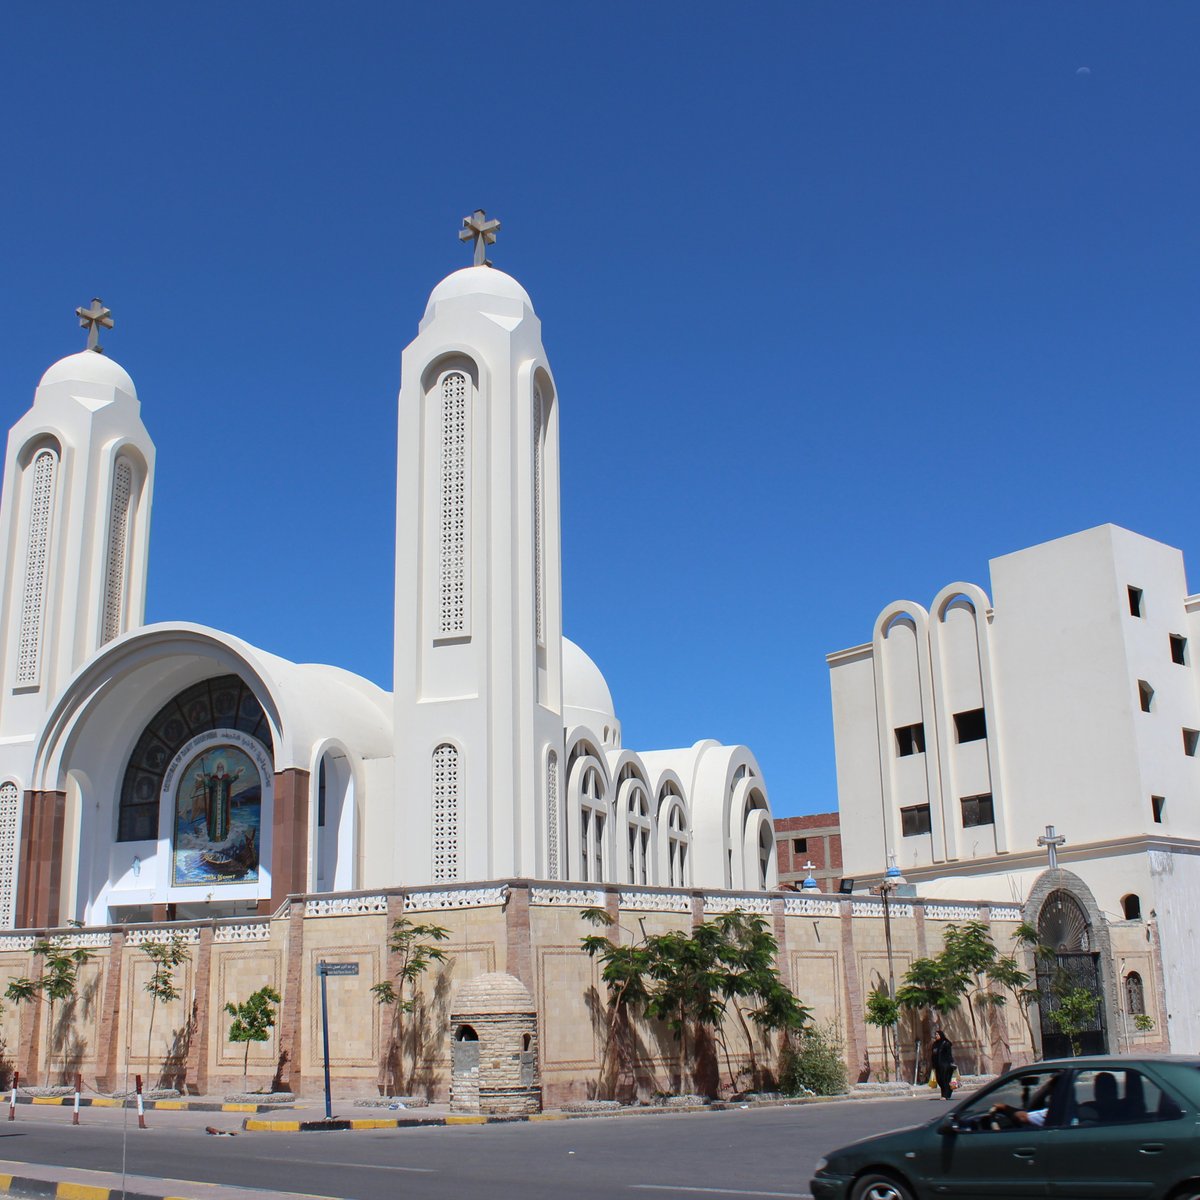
[{"left": 0, "top": 1095, "right": 947, "bottom": 1200}]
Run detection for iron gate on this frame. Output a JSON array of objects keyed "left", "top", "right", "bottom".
[{"left": 1036, "top": 951, "right": 1107, "bottom": 1058}]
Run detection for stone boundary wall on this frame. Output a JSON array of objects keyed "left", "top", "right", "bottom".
[{"left": 0, "top": 881, "right": 1153, "bottom": 1104}]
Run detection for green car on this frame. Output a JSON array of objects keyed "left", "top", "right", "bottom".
[{"left": 811, "top": 1056, "right": 1200, "bottom": 1200}]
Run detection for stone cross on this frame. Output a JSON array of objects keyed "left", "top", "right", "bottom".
[
  {"left": 1037, "top": 824, "right": 1066, "bottom": 869},
  {"left": 76, "top": 298, "right": 113, "bottom": 352},
  {"left": 459, "top": 209, "right": 500, "bottom": 267}
]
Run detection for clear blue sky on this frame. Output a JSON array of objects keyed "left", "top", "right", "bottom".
[{"left": 2, "top": 5, "right": 1197, "bottom": 817}]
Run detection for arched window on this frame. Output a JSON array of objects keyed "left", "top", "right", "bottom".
[
  {"left": 546, "top": 750, "right": 560, "bottom": 880},
  {"left": 1122, "top": 894, "right": 1142, "bottom": 921},
  {"left": 662, "top": 793, "right": 690, "bottom": 887},
  {"left": 532, "top": 384, "right": 545, "bottom": 646},
  {"left": 432, "top": 743, "right": 461, "bottom": 881},
  {"left": 579, "top": 766, "right": 606, "bottom": 882},
  {"left": 0, "top": 781, "right": 19, "bottom": 928},
  {"left": 1125, "top": 971, "right": 1146, "bottom": 1016},
  {"left": 118, "top": 675, "right": 273, "bottom": 842},
  {"left": 439, "top": 371, "right": 469, "bottom": 636},
  {"left": 16, "top": 448, "right": 58, "bottom": 685},
  {"left": 624, "top": 785, "right": 651, "bottom": 885},
  {"left": 1038, "top": 889, "right": 1091, "bottom": 954},
  {"left": 101, "top": 457, "right": 134, "bottom": 644}
]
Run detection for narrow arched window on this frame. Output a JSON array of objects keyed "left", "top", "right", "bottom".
[
  {"left": 532, "top": 384, "right": 545, "bottom": 647},
  {"left": 1122, "top": 894, "right": 1142, "bottom": 921},
  {"left": 580, "top": 767, "right": 606, "bottom": 882},
  {"left": 662, "top": 792, "right": 690, "bottom": 887},
  {"left": 546, "top": 750, "right": 559, "bottom": 880},
  {"left": 16, "top": 449, "right": 58, "bottom": 685},
  {"left": 0, "top": 781, "right": 19, "bottom": 928},
  {"left": 1125, "top": 971, "right": 1145, "bottom": 1016},
  {"left": 101, "top": 457, "right": 134, "bottom": 644},
  {"left": 625, "top": 786, "right": 651, "bottom": 885},
  {"left": 432, "top": 743, "right": 461, "bottom": 881},
  {"left": 439, "top": 372, "right": 468, "bottom": 636}
]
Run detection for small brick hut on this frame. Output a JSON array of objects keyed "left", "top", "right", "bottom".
[{"left": 449, "top": 971, "right": 541, "bottom": 1115}]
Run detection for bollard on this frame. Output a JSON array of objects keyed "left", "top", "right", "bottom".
[
  {"left": 7, "top": 1071, "right": 17, "bottom": 1121},
  {"left": 72, "top": 1072, "right": 81, "bottom": 1125},
  {"left": 135, "top": 1074, "right": 146, "bottom": 1130}
]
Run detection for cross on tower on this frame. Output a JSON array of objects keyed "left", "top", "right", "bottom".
[
  {"left": 75, "top": 298, "right": 113, "bottom": 352},
  {"left": 459, "top": 209, "right": 500, "bottom": 267},
  {"left": 1037, "top": 824, "right": 1066, "bottom": 869}
]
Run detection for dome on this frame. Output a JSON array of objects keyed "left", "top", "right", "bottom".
[
  {"left": 424, "top": 266, "right": 533, "bottom": 315},
  {"left": 38, "top": 350, "right": 137, "bottom": 399},
  {"left": 563, "top": 637, "right": 616, "bottom": 723},
  {"left": 451, "top": 971, "right": 536, "bottom": 1015}
]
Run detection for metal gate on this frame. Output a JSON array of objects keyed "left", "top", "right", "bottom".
[{"left": 1036, "top": 952, "right": 1107, "bottom": 1058}]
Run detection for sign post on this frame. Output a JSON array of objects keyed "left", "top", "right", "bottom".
[{"left": 315, "top": 961, "right": 358, "bottom": 1122}]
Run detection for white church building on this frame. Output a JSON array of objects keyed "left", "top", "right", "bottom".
[
  {"left": 828, "top": 523, "right": 1200, "bottom": 1051},
  {"left": 0, "top": 223, "right": 777, "bottom": 932}
]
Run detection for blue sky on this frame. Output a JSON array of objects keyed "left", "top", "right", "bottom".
[{"left": 1, "top": 5, "right": 1197, "bottom": 817}]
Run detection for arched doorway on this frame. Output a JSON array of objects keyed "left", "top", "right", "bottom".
[{"left": 1035, "top": 889, "right": 1107, "bottom": 1057}]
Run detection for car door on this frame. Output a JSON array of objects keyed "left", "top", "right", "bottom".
[
  {"left": 1044, "top": 1067, "right": 1194, "bottom": 1199},
  {"left": 925, "top": 1069, "right": 1062, "bottom": 1199}
]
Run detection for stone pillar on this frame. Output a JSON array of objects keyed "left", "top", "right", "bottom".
[
  {"left": 380, "top": 892, "right": 404, "bottom": 1095},
  {"left": 978, "top": 906, "right": 1002, "bottom": 1073},
  {"left": 184, "top": 926, "right": 214, "bottom": 1095},
  {"left": 840, "top": 903, "right": 867, "bottom": 1082},
  {"left": 276, "top": 905, "right": 306, "bottom": 1094},
  {"left": 95, "top": 931, "right": 126, "bottom": 1091},
  {"left": 267, "top": 769, "right": 310, "bottom": 914},
  {"left": 16, "top": 790, "right": 66, "bottom": 929},
  {"left": 771, "top": 896, "right": 791, "bottom": 992},
  {"left": 503, "top": 882, "right": 534, "bottom": 993}
]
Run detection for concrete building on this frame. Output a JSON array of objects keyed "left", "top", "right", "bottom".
[{"left": 828, "top": 524, "right": 1196, "bottom": 1053}]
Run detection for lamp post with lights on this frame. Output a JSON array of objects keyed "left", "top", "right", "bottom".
[{"left": 878, "top": 857, "right": 907, "bottom": 1083}]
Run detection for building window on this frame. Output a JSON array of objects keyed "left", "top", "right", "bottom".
[
  {"left": 1170, "top": 634, "right": 1187, "bottom": 665},
  {"left": 0, "top": 781, "right": 18, "bottom": 928},
  {"left": 17, "top": 448, "right": 58, "bottom": 686},
  {"left": 663, "top": 794, "right": 689, "bottom": 887},
  {"left": 532, "top": 384, "right": 545, "bottom": 647},
  {"left": 1128, "top": 586, "right": 1144, "bottom": 617},
  {"left": 895, "top": 723, "right": 926, "bottom": 757},
  {"left": 1138, "top": 680, "right": 1154, "bottom": 713},
  {"left": 438, "top": 371, "right": 468, "bottom": 636},
  {"left": 624, "top": 786, "right": 651, "bottom": 886},
  {"left": 960, "top": 793, "right": 995, "bottom": 828},
  {"left": 580, "top": 767, "right": 606, "bottom": 883},
  {"left": 792, "top": 837, "right": 808, "bottom": 854},
  {"left": 1183, "top": 729, "right": 1199, "bottom": 757},
  {"left": 432, "top": 743, "right": 461, "bottom": 881},
  {"left": 954, "top": 708, "right": 987, "bottom": 743},
  {"left": 901, "top": 804, "right": 932, "bottom": 837},
  {"left": 101, "top": 457, "right": 134, "bottom": 645},
  {"left": 1124, "top": 971, "right": 1146, "bottom": 1015},
  {"left": 546, "top": 750, "right": 559, "bottom": 880},
  {"left": 1151, "top": 795, "right": 1165, "bottom": 824},
  {"left": 1122, "top": 893, "right": 1142, "bottom": 921}
]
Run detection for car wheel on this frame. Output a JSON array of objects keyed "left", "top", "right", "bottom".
[{"left": 849, "top": 1172, "right": 915, "bottom": 1200}]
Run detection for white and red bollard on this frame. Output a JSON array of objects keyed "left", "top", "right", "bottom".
[
  {"left": 135, "top": 1074, "right": 146, "bottom": 1129},
  {"left": 72, "top": 1072, "right": 81, "bottom": 1125},
  {"left": 7, "top": 1071, "right": 17, "bottom": 1121}
]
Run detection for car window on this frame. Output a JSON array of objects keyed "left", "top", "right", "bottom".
[
  {"left": 955, "top": 1070, "right": 1064, "bottom": 1130},
  {"left": 1068, "top": 1068, "right": 1182, "bottom": 1126}
]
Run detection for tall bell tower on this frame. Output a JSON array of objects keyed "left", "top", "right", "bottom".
[
  {"left": 0, "top": 301, "right": 155, "bottom": 923},
  {"left": 394, "top": 215, "right": 564, "bottom": 885}
]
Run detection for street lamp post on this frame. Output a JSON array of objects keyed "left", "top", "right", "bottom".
[{"left": 878, "top": 858, "right": 907, "bottom": 1084}]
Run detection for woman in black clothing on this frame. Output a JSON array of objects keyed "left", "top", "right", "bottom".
[{"left": 931, "top": 1029, "right": 955, "bottom": 1099}]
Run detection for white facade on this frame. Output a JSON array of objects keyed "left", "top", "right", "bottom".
[
  {"left": 0, "top": 253, "right": 777, "bottom": 929},
  {"left": 829, "top": 523, "right": 1200, "bottom": 1048}
]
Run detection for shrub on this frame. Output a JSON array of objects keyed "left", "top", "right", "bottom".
[{"left": 778, "top": 1020, "right": 847, "bottom": 1097}]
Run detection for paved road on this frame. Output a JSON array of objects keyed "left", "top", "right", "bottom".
[{"left": 0, "top": 1095, "right": 948, "bottom": 1200}]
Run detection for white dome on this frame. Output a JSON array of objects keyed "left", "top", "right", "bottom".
[
  {"left": 563, "top": 637, "right": 616, "bottom": 723},
  {"left": 38, "top": 350, "right": 137, "bottom": 399},
  {"left": 424, "top": 266, "right": 533, "bottom": 314}
]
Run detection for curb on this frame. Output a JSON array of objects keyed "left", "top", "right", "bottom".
[
  {"left": 0, "top": 1171, "right": 183, "bottom": 1200},
  {"left": 19, "top": 1097, "right": 289, "bottom": 1113}
]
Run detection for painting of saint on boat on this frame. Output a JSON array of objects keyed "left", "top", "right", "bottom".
[{"left": 172, "top": 745, "right": 262, "bottom": 886}]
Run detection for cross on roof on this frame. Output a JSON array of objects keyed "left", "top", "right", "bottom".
[
  {"left": 1037, "top": 824, "right": 1066, "bottom": 869},
  {"left": 75, "top": 298, "right": 113, "bottom": 352},
  {"left": 459, "top": 209, "right": 500, "bottom": 267},
  {"left": 802, "top": 861, "right": 817, "bottom": 874}
]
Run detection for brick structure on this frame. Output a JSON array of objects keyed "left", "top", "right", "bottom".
[
  {"left": 449, "top": 971, "right": 540, "bottom": 1115},
  {"left": 774, "top": 812, "right": 843, "bottom": 890}
]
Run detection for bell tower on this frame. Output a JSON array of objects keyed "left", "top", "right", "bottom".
[{"left": 394, "top": 215, "right": 564, "bottom": 885}]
